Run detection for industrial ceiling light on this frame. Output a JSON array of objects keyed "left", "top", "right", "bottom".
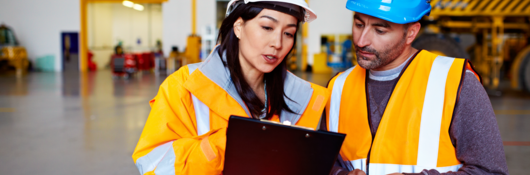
[
  {"left": 133, "top": 4, "right": 144, "bottom": 11},
  {"left": 122, "top": 0, "right": 134, "bottom": 8}
]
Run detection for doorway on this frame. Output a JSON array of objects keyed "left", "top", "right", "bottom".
[
  {"left": 80, "top": 0, "right": 167, "bottom": 72},
  {"left": 62, "top": 32, "right": 80, "bottom": 71}
]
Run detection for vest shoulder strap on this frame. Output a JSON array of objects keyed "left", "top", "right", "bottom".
[{"left": 328, "top": 67, "right": 355, "bottom": 132}]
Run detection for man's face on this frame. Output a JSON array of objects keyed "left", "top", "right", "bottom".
[{"left": 352, "top": 13, "right": 408, "bottom": 70}]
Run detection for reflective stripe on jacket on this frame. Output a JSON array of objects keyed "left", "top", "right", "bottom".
[
  {"left": 326, "top": 50, "right": 479, "bottom": 174},
  {"left": 132, "top": 47, "right": 330, "bottom": 175}
]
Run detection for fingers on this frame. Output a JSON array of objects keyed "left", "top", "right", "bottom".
[{"left": 348, "top": 169, "right": 366, "bottom": 175}]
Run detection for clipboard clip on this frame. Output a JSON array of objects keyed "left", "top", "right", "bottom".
[{"left": 259, "top": 119, "right": 315, "bottom": 130}]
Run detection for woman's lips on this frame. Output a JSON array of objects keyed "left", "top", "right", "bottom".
[{"left": 263, "top": 55, "right": 278, "bottom": 64}]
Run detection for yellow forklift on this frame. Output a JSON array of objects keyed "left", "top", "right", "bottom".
[
  {"left": 0, "top": 24, "right": 29, "bottom": 75},
  {"left": 413, "top": 0, "right": 530, "bottom": 93}
]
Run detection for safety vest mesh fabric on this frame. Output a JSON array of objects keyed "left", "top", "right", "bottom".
[{"left": 327, "top": 50, "right": 465, "bottom": 174}]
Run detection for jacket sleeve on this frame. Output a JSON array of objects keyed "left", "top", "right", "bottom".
[{"left": 132, "top": 67, "right": 226, "bottom": 175}]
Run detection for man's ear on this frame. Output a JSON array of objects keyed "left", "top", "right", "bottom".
[
  {"left": 405, "top": 22, "right": 421, "bottom": 45},
  {"left": 233, "top": 17, "right": 244, "bottom": 39}
]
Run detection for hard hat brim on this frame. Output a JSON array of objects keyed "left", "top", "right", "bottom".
[
  {"left": 346, "top": 0, "right": 430, "bottom": 24},
  {"left": 227, "top": 0, "right": 317, "bottom": 23}
]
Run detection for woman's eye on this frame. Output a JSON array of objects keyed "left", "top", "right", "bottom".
[
  {"left": 262, "top": 26, "right": 273, "bottom": 31},
  {"left": 284, "top": 32, "right": 294, "bottom": 37}
]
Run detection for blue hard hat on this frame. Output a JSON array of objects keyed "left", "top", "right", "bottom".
[{"left": 346, "top": 0, "right": 432, "bottom": 24}]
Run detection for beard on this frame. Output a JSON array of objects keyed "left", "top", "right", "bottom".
[{"left": 355, "top": 35, "right": 407, "bottom": 70}]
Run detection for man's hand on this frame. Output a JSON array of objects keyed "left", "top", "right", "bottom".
[{"left": 347, "top": 169, "right": 366, "bottom": 175}]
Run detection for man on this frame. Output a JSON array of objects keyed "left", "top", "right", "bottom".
[{"left": 325, "top": 0, "right": 508, "bottom": 174}]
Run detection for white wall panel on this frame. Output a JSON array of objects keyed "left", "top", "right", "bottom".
[
  {"left": 162, "top": 0, "right": 191, "bottom": 56},
  {"left": 88, "top": 3, "right": 163, "bottom": 69},
  {"left": 308, "top": 0, "right": 353, "bottom": 66},
  {"left": 162, "top": 0, "right": 216, "bottom": 57}
]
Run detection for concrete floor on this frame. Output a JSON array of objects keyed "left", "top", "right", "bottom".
[{"left": 0, "top": 70, "right": 529, "bottom": 175}]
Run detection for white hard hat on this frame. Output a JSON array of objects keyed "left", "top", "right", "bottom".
[{"left": 226, "top": 0, "right": 317, "bottom": 23}]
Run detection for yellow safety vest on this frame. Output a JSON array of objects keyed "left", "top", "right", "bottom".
[
  {"left": 132, "top": 47, "right": 329, "bottom": 175},
  {"left": 326, "top": 50, "right": 479, "bottom": 174}
]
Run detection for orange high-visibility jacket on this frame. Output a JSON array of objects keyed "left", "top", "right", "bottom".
[
  {"left": 132, "top": 48, "right": 330, "bottom": 175},
  {"left": 326, "top": 50, "right": 480, "bottom": 175}
]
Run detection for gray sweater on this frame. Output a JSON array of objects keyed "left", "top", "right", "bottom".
[{"left": 330, "top": 65, "right": 509, "bottom": 175}]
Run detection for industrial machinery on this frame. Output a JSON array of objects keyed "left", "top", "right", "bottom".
[
  {"left": 166, "top": 46, "right": 182, "bottom": 74},
  {"left": 137, "top": 52, "right": 155, "bottom": 71},
  {"left": 413, "top": 0, "right": 530, "bottom": 93},
  {"left": 325, "top": 37, "right": 354, "bottom": 72},
  {"left": 111, "top": 53, "right": 137, "bottom": 78},
  {"left": 183, "top": 35, "right": 202, "bottom": 65},
  {"left": 0, "top": 24, "right": 29, "bottom": 74}
]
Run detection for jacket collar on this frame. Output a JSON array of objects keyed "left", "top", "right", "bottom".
[{"left": 185, "top": 47, "right": 313, "bottom": 123}]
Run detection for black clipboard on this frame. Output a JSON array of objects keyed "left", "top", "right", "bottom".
[{"left": 223, "top": 115, "right": 346, "bottom": 175}]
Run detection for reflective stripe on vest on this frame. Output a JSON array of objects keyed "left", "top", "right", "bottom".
[
  {"left": 417, "top": 56, "right": 454, "bottom": 167},
  {"left": 188, "top": 63, "right": 211, "bottom": 136},
  {"left": 369, "top": 164, "right": 462, "bottom": 174},
  {"left": 329, "top": 67, "right": 354, "bottom": 133},
  {"left": 329, "top": 55, "right": 463, "bottom": 174}
]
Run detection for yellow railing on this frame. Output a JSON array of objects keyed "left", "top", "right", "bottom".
[{"left": 429, "top": 0, "right": 530, "bottom": 17}]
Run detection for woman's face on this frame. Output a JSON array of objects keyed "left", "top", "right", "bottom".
[{"left": 234, "top": 9, "right": 298, "bottom": 73}]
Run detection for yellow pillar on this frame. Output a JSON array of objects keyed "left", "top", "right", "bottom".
[
  {"left": 80, "top": 0, "right": 88, "bottom": 72},
  {"left": 182, "top": 0, "right": 201, "bottom": 64},
  {"left": 490, "top": 16, "right": 504, "bottom": 89},
  {"left": 301, "top": 0, "right": 309, "bottom": 71},
  {"left": 192, "top": 0, "right": 197, "bottom": 35}
]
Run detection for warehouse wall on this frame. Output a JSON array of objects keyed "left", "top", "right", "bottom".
[
  {"left": 308, "top": 0, "right": 353, "bottom": 66},
  {"left": 112, "top": 3, "right": 163, "bottom": 51},
  {"left": 88, "top": 3, "right": 112, "bottom": 69},
  {"left": 162, "top": 0, "right": 216, "bottom": 57},
  {"left": 162, "top": 0, "right": 352, "bottom": 66},
  {"left": 0, "top": 0, "right": 80, "bottom": 72},
  {"left": 0, "top": 0, "right": 352, "bottom": 71},
  {"left": 88, "top": 3, "right": 163, "bottom": 69}
]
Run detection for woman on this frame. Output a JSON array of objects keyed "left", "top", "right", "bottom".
[{"left": 132, "top": 0, "right": 329, "bottom": 174}]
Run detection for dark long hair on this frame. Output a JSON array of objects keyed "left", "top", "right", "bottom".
[{"left": 217, "top": 3, "right": 302, "bottom": 119}]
